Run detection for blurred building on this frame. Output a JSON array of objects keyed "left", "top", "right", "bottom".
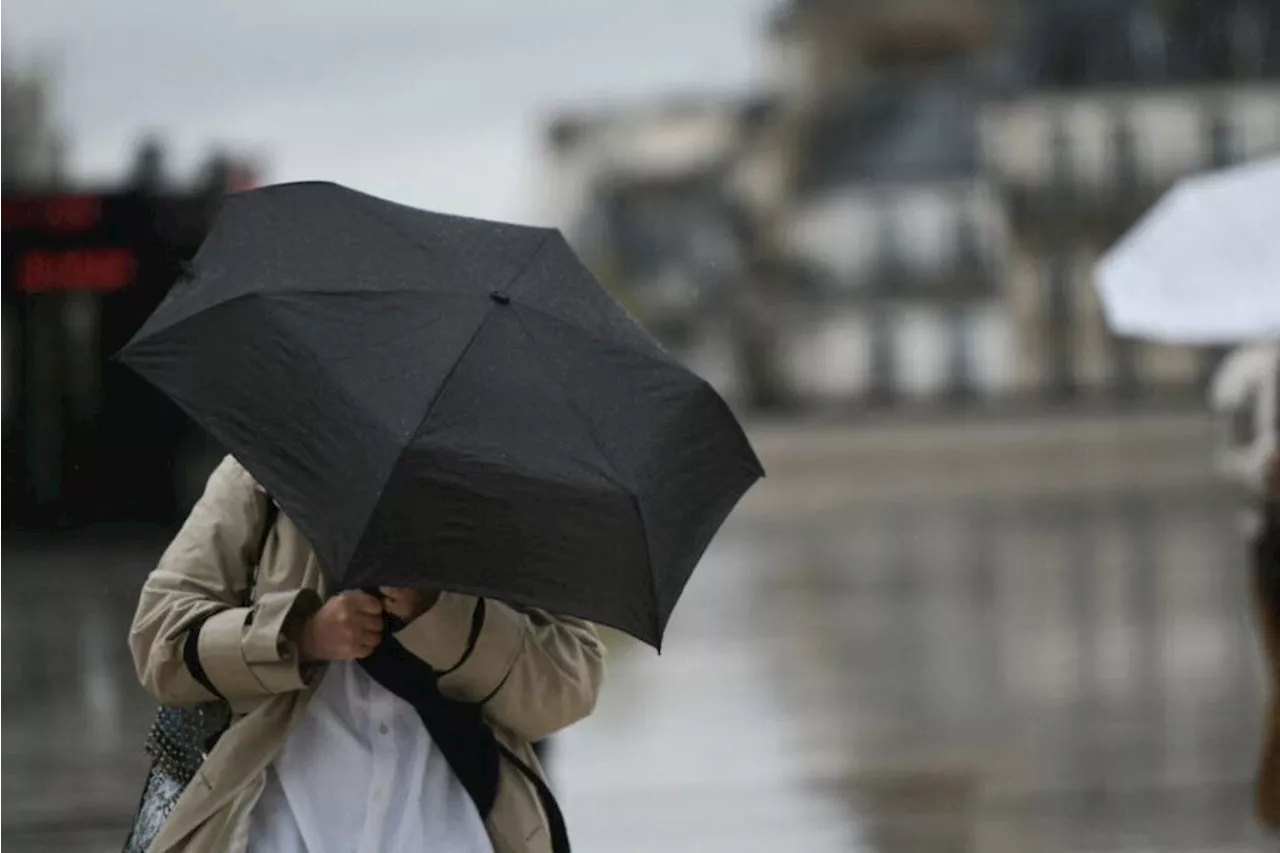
[
  {"left": 540, "top": 96, "right": 782, "bottom": 403},
  {"left": 540, "top": 0, "right": 1018, "bottom": 409},
  {"left": 981, "top": 0, "right": 1280, "bottom": 400},
  {"left": 765, "top": 0, "right": 1011, "bottom": 98},
  {"left": 2, "top": 74, "right": 266, "bottom": 525},
  {"left": 757, "top": 0, "right": 1016, "bottom": 407},
  {"left": 539, "top": 0, "right": 1280, "bottom": 411},
  {"left": 1018, "top": 0, "right": 1280, "bottom": 88},
  {"left": 2, "top": 59, "right": 69, "bottom": 189},
  {"left": 980, "top": 84, "right": 1280, "bottom": 399}
]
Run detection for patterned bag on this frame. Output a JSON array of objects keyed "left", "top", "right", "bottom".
[
  {"left": 123, "top": 500, "right": 277, "bottom": 853},
  {"left": 122, "top": 703, "right": 234, "bottom": 852}
]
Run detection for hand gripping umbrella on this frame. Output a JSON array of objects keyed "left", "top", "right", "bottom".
[{"left": 118, "top": 181, "right": 763, "bottom": 647}]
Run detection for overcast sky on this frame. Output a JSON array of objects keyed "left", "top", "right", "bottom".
[{"left": 4, "top": 0, "right": 774, "bottom": 221}]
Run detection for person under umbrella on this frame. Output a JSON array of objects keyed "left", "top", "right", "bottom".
[
  {"left": 129, "top": 457, "right": 601, "bottom": 853},
  {"left": 121, "top": 182, "right": 763, "bottom": 853},
  {"left": 1100, "top": 159, "right": 1280, "bottom": 832},
  {"left": 1211, "top": 343, "right": 1280, "bottom": 829}
]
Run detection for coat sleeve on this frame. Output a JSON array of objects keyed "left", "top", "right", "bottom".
[
  {"left": 129, "top": 456, "right": 322, "bottom": 706},
  {"left": 394, "top": 593, "right": 606, "bottom": 743}
]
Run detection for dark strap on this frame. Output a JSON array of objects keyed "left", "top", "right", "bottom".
[
  {"left": 358, "top": 630, "right": 502, "bottom": 819},
  {"left": 499, "top": 743, "right": 570, "bottom": 853},
  {"left": 182, "top": 613, "right": 224, "bottom": 699},
  {"left": 248, "top": 498, "right": 280, "bottom": 603},
  {"left": 357, "top": 600, "right": 570, "bottom": 853},
  {"left": 440, "top": 598, "right": 487, "bottom": 676},
  {"left": 182, "top": 496, "right": 279, "bottom": 699},
  {"left": 261, "top": 513, "right": 568, "bottom": 850},
  {"left": 1257, "top": 500, "right": 1280, "bottom": 607}
]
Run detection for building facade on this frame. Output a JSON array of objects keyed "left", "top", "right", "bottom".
[
  {"left": 538, "top": 0, "right": 1280, "bottom": 411},
  {"left": 2, "top": 60, "right": 68, "bottom": 190}
]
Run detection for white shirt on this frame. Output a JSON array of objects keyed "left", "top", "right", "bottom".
[
  {"left": 247, "top": 661, "right": 494, "bottom": 853},
  {"left": 1209, "top": 343, "right": 1280, "bottom": 536}
]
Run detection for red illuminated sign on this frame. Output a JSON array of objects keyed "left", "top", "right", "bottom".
[
  {"left": 18, "top": 248, "right": 137, "bottom": 293},
  {"left": 2, "top": 195, "right": 104, "bottom": 231}
]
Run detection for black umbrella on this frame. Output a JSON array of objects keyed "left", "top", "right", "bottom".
[{"left": 119, "top": 181, "right": 763, "bottom": 647}]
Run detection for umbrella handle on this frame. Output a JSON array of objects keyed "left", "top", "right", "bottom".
[{"left": 361, "top": 586, "right": 408, "bottom": 634}]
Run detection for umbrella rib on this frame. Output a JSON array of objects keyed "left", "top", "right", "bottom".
[
  {"left": 509, "top": 308, "right": 663, "bottom": 640},
  {"left": 344, "top": 244, "right": 557, "bottom": 572},
  {"left": 509, "top": 309, "right": 639, "bottom": 494},
  {"left": 506, "top": 300, "right": 687, "bottom": 372},
  {"left": 343, "top": 189, "right": 553, "bottom": 293},
  {"left": 343, "top": 236, "right": 571, "bottom": 582},
  {"left": 501, "top": 231, "right": 555, "bottom": 299},
  {"left": 123, "top": 288, "right": 489, "bottom": 352},
  {"left": 344, "top": 304, "right": 504, "bottom": 575},
  {"left": 344, "top": 190, "right": 455, "bottom": 275}
]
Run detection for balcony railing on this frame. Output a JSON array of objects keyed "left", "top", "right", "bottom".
[
  {"left": 782, "top": 179, "right": 1007, "bottom": 298},
  {"left": 979, "top": 85, "right": 1280, "bottom": 228}
]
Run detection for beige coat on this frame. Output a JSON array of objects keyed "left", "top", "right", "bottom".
[{"left": 130, "top": 456, "right": 606, "bottom": 853}]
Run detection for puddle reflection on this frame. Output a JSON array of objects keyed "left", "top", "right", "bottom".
[{"left": 1, "top": 485, "right": 1272, "bottom": 851}]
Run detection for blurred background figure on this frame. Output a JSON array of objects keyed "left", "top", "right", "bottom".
[
  {"left": 1210, "top": 343, "right": 1280, "bottom": 826},
  {"left": 4, "top": 1, "right": 1280, "bottom": 851}
]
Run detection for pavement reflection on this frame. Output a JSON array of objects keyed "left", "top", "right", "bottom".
[{"left": 2, "top": 414, "right": 1274, "bottom": 851}]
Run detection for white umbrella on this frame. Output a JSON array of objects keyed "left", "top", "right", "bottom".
[{"left": 1095, "top": 156, "right": 1280, "bottom": 344}]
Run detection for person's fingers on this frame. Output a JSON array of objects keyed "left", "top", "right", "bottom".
[
  {"left": 343, "top": 629, "right": 380, "bottom": 653},
  {"left": 347, "top": 591, "right": 384, "bottom": 615},
  {"left": 381, "top": 587, "right": 425, "bottom": 609},
  {"left": 354, "top": 634, "right": 382, "bottom": 658},
  {"left": 379, "top": 588, "right": 421, "bottom": 617},
  {"left": 336, "top": 608, "right": 380, "bottom": 631},
  {"left": 353, "top": 602, "right": 384, "bottom": 620},
  {"left": 353, "top": 618, "right": 384, "bottom": 639}
]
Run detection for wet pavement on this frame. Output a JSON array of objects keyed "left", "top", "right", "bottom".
[
  {"left": 3, "top": 411, "right": 1276, "bottom": 851},
  {"left": 3, "top": 527, "right": 163, "bottom": 851}
]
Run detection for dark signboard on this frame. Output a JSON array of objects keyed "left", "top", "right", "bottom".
[
  {"left": 3, "top": 190, "right": 224, "bottom": 525},
  {"left": 2, "top": 194, "right": 106, "bottom": 231},
  {"left": 15, "top": 248, "right": 139, "bottom": 293}
]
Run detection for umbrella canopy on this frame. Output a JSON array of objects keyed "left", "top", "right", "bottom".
[
  {"left": 1096, "top": 156, "right": 1280, "bottom": 345},
  {"left": 119, "top": 181, "right": 763, "bottom": 647}
]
